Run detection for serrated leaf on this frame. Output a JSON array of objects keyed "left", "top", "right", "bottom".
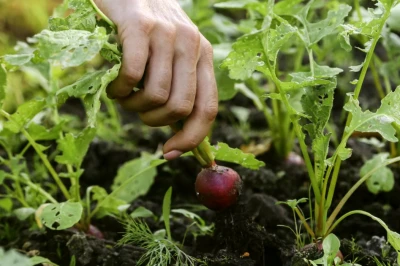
[
  {"left": 4, "top": 99, "right": 46, "bottom": 133},
  {"left": 296, "top": 3, "right": 352, "bottom": 46},
  {"left": 89, "top": 185, "right": 127, "bottom": 218},
  {"left": 31, "top": 27, "right": 108, "bottom": 68},
  {"left": 264, "top": 22, "right": 296, "bottom": 64},
  {"left": 337, "top": 146, "right": 352, "bottom": 160},
  {"left": 41, "top": 202, "right": 82, "bottom": 230},
  {"left": 27, "top": 122, "right": 64, "bottom": 141},
  {"left": 360, "top": 153, "right": 394, "bottom": 194},
  {"left": 221, "top": 32, "right": 265, "bottom": 80},
  {"left": 344, "top": 88, "right": 400, "bottom": 142},
  {"left": 210, "top": 142, "right": 265, "bottom": 170},
  {"left": 49, "top": 0, "right": 96, "bottom": 32},
  {"left": 82, "top": 63, "right": 121, "bottom": 126},
  {"left": 111, "top": 152, "right": 159, "bottom": 202},
  {"left": 0, "top": 65, "right": 6, "bottom": 109},
  {"left": 55, "top": 127, "right": 96, "bottom": 168}
]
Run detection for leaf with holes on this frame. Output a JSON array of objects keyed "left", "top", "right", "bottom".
[
  {"left": 41, "top": 202, "right": 82, "bottom": 230},
  {"left": 31, "top": 27, "right": 108, "bottom": 68},
  {"left": 344, "top": 88, "right": 400, "bottom": 142},
  {"left": 55, "top": 127, "right": 96, "bottom": 168},
  {"left": 4, "top": 99, "right": 46, "bottom": 133}
]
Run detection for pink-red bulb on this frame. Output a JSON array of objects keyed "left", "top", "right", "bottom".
[{"left": 195, "top": 165, "right": 242, "bottom": 211}]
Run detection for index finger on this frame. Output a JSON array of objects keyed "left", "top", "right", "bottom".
[{"left": 163, "top": 39, "right": 218, "bottom": 157}]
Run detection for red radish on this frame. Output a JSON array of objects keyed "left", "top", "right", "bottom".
[{"left": 195, "top": 165, "right": 242, "bottom": 210}]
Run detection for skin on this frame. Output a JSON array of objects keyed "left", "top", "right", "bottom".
[{"left": 94, "top": 0, "right": 218, "bottom": 160}]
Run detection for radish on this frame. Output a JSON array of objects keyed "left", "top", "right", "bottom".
[{"left": 195, "top": 165, "right": 242, "bottom": 210}]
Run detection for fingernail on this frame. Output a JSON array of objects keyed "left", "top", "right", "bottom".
[{"left": 163, "top": 150, "right": 183, "bottom": 160}]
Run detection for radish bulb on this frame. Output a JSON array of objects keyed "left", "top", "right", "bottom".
[{"left": 195, "top": 165, "right": 242, "bottom": 210}]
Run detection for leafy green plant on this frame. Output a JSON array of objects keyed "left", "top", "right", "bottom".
[
  {"left": 219, "top": 0, "right": 400, "bottom": 262},
  {"left": 119, "top": 187, "right": 205, "bottom": 266},
  {"left": 0, "top": 0, "right": 264, "bottom": 236}
]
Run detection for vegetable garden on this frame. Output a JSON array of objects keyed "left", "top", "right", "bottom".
[{"left": 1, "top": 0, "right": 400, "bottom": 265}]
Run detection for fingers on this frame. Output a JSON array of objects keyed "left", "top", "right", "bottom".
[
  {"left": 138, "top": 24, "right": 201, "bottom": 126},
  {"left": 107, "top": 19, "right": 152, "bottom": 98},
  {"left": 163, "top": 38, "right": 218, "bottom": 159}
]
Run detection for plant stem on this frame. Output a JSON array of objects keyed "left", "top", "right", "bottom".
[
  {"left": 325, "top": 210, "right": 389, "bottom": 237},
  {"left": 294, "top": 207, "right": 315, "bottom": 239},
  {"left": 89, "top": 0, "right": 116, "bottom": 30},
  {"left": 0, "top": 110, "right": 71, "bottom": 200},
  {"left": 325, "top": 156, "right": 400, "bottom": 232},
  {"left": 322, "top": 14, "right": 388, "bottom": 215},
  {"left": 23, "top": 179, "right": 58, "bottom": 204}
]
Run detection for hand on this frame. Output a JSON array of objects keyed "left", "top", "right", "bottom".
[{"left": 94, "top": 0, "right": 218, "bottom": 160}]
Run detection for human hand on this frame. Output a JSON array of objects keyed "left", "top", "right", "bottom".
[{"left": 94, "top": 0, "right": 218, "bottom": 160}]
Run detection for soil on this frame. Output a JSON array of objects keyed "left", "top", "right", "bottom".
[{"left": 1, "top": 91, "right": 400, "bottom": 266}]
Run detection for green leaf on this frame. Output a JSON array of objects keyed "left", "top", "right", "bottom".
[
  {"left": 30, "top": 256, "right": 59, "bottom": 266},
  {"left": 1, "top": 54, "right": 34, "bottom": 66},
  {"left": 221, "top": 32, "right": 265, "bottom": 80},
  {"left": 210, "top": 142, "right": 265, "bottom": 170},
  {"left": 388, "top": 230, "right": 400, "bottom": 264},
  {"left": 58, "top": 70, "right": 107, "bottom": 97},
  {"left": 0, "top": 65, "right": 6, "bottom": 109},
  {"left": 264, "top": 22, "right": 296, "bottom": 64},
  {"left": 162, "top": 187, "right": 173, "bottom": 241},
  {"left": 0, "top": 248, "right": 31, "bottom": 266},
  {"left": 41, "top": 202, "right": 83, "bottom": 230},
  {"left": 360, "top": 153, "right": 394, "bottom": 194},
  {"left": 13, "top": 207, "right": 36, "bottom": 221},
  {"left": 49, "top": 0, "right": 96, "bottom": 32},
  {"left": 337, "top": 146, "right": 352, "bottom": 161},
  {"left": 89, "top": 186, "right": 127, "bottom": 218},
  {"left": 111, "top": 152, "right": 160, "bottom": 202},
  {"left": 296, "top": 3, "right": 352, "bottom": 46},
  {"left": 0, "top": 198, "right": 13, "bottom": 212},
  {"left": 3, "top": 99, "right": 46, "bottom": 133},
  {"left": 276, "top": 198, "right": 308, "bottom": 209},
  {"left": 344, "top": 88, "right": 400, "bottom": 142},
  {"left": 322, "top": 234, "right": 341, "bottom": 263},
  {"left": 214, "top": 0, "right": 258, "bottom": 9},
  {"left": 130, "top": 207, "right": 155, "bottom": 220},
  {"left": 32, "top": 27, "right": 108, "bottom": 68},
  {"left": 82, "top": 63, "right": 121, "bottom": 126},
  {"left": 27, "top": 122, "right": 64, "bottom": 141},
  {"left": 55, "top": 127, "right": 96, "bottom": 168}
]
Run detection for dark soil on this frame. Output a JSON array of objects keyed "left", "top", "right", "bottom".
[{"left": 1, "top": 91, "right": 400, "bottom": 266}]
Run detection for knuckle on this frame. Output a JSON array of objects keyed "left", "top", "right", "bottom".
[
  {"left": 136, "top": 15, "right": 156, "bottom": 34},
  {"left": 160, "top": 23, "right": 177, "bottom": 40},
  {"left": 146, "top": 90, "right": 169, "bottom": 105},
  {"left": 168, "top": 100, "right": 193, "bottom": 118},
  {"left": 179, "top": 23, "right": 201, "bottom": 47},
  {"left": 203, "top": 102, "right": 218, "bottom": 122},
  {"left": 122, "top": 66, "right": 143, "bottom": 84},
  {"left": 185, "top": 136, "right": 201, "bottom": 149}
]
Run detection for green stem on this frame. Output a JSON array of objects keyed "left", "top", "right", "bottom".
[
  {"left": 323, "top": 14, "right": 388, "bottom": 214},
  {"left": 23, "top": 179, "right": 58, "bottom": 204},
  {"left": 325, "top": 156, "right": 400, "bottom": 232},
  {"left": 294, "top": 207, "right": 315, "bottom": 239},
  {"left": 0, "top": 110, "right": 71, "bottom": 200},
  {"left": 325, "top": 210, "right": 389, "bottom": 237},
  {"left": 261, "top": 64, "right": 320, "bottom": 201},
  {"left": 89, "top": 0, "right": 116, "bottom": 30}
]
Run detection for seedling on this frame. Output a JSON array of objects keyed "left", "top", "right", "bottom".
[
  {"left": 219, "top": 0, "right": 400, "bottom": 262},
  {"left": 0, "top": 0, "right": 265, "bottom": 237}
]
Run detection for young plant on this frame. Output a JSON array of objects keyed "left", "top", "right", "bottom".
[
  {"left": 219, "top": 0, "right": 400, "bottom": 261},
  {"left": 119, "top": 187, "right": 204, "bottom": 266},
  {"left": 0, "top": 0, "right": 265, "bottom": 236}
]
